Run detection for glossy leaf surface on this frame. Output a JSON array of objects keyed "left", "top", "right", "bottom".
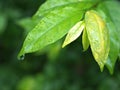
[
  {"left": 85, "top": 10, "right": 110, "bottom": 71},
  {"left": 34, "top": 0, "right": 99, "bottom": 19},
  {"left": 62, "top": 21, "right": 85, "bottom": 48},
  {"left": 97, "top": 1, "right": 120, "bottom": 74}
]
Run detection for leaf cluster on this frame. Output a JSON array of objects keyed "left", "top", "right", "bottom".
[{"left": 18, "top": 0, "right": 120, "bottom": 74}]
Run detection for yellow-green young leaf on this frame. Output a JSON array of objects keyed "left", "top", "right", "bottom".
[
  {"left": 96, "top": 8, "right": 119, "bottom": 74},
  {"left": 62, "top": 21, "right": 85, "bottom": 48},
  {"left": 82, "top": 28, "right": 89, "bottom": 51},
  {"left": 98, "top": 1, "right": 120, "bottom": 74},
  {"left": 85, "top": 10, "right": 110, "bottom": 71}
]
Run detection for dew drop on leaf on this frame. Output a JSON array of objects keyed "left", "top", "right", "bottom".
[{"left": 19, "top": 55, "right": 25, "bottom": 60}]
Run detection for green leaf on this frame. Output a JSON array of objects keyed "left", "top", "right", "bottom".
[
  {"left": 97, "top": 1, "right": 120, "bottom": 74},
  {"left": 18, "top": 7, "right": 84, "bottom": 59},
  {"left": 105, "top": 21, "right": 119, "bottom": 74},
  {"left": 85, "top": 10, "right": 110, "bottom": 71},
  {"left": 104, "top": 1, "right": 120, "bottom": 55},
  {"left": 18, "top": 1, "right": 99, "bottom": 59},
  {"left": 34, "top": 0, "right": 99, "bottom": 19},
  {"left": 82, "top": 28, "right": 89, "bottom": 51},
  {"left": 62, "top": 21, "right": 85, "bottom": 48}
]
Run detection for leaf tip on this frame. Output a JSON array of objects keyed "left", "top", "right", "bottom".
[
  {"left": 17, "top": 48, "right": 25, "bottom": 60},
  {"left": 106, "top": 58, "right": 114, "bottom": 75},
  {"left": 100, "top": 65, "right": 104, "bottom": 72},
  {"left": 62, "top": 45, "right": 65, "bottom": 48},
  {"left": 18, "top": 54, "right": 25, "bottom": 60},
  {"left": 62, "top": 42, "right": 68, "bottom": 48},
  {"left": 98, "top": 62, "right": 105, "bottom": 72}
]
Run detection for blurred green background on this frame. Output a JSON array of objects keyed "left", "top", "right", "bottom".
[{"left": 0, "top": 0, "right": 120, "bottom": 90}]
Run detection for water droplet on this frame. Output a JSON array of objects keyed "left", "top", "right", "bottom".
[{"left": 19, "top": 55, "right": 25, "bottom": 60}]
